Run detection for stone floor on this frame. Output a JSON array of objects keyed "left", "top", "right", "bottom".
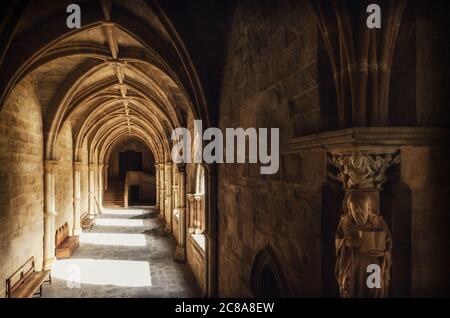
[{"left": 42, "top": 206, "right": 200, "bottom": 298}]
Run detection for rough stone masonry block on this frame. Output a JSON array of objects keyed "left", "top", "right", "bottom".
[{"left": 0, "top": 77, "right": 44, "bottom": 298}]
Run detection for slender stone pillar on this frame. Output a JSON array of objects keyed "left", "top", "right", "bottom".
[
  {"left": 43, "top": 160, "right": 57, "bottom": 270},
  {"left": 88, "top": 164, "right": 97, "bottom": 219},
  {"left": 174, "top": 163, "right": 186, "bottom": 262},
  {"left": 203, "top": 164, "right": 218, "bottom": 297},
  {"left": 73, "top": 162, "right": 82, "bottom": 236},
  {"left": 194, "top": 194, "right": 204, "bottom": 234},
  {"left": 98, "top": 164, "right": 104, "bottom": 214},
  {"left": 164, "top": 163, "right": 173, "bottom": 233},
  {"left": 172, "top": 168, "right": 179, "bottom": 223},
  {"left": 155, "top": 164, "right": 160, "bottom": 209},
  {"left": 104, "top": 164, "right": 109, "bottom": 191},
  {"left": 187, "top": 194, "right": 195, "bottom": 234},
  {"left": 159, "top": 164, "right": 165, "bottom": 219}
]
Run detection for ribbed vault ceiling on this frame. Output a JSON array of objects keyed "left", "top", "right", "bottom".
[{"left": 0, "top": 0, "right": 217, "bottom": 164}]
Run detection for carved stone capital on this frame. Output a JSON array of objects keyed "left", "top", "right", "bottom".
[
  {"left": 176, "top": 163, "right": 186, "bottom": 173},
  {"left": 73, "top": 161, "right": 83, "bottom": 172},
  {"left": 328, "top": 150, "right": 400, "bottom": 190},
  {"left": 194, "top": 194, "right": 205, "bottom": 202},
  {"left": 44, "top": 160, "right": 58, "bottom": 173},
  {"left": 187, "top": 193, "right": 195, "bottom": 202}
]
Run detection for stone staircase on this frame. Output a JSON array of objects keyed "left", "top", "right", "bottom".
[{"left": 103, "top": 180, "right": 125, "bottom": 207}]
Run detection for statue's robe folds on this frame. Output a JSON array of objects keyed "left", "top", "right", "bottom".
[{"left": 335, "top": 214, "right": 392, "bottom": 298}]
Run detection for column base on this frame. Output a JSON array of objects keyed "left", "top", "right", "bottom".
[
  {"left": 164, "top": 222, "right": 171, "bottom": 234},
  {"left": 174, "top": 246, "right": 186, "bottom": 262},
  {"left": 43, "top": 256, "right": 57, "bottom": 270},
  {"left": 201, "top": 291, "right": 209, "bottom": 298}
]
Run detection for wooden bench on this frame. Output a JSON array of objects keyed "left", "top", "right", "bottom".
[
  {"left": 81, "top": 211, "right": 94, "bottom": 230},
  {"left": 6, "top": 257, "right": 51, "bottom": 298},
  {"left": 55, "top": 222, "right": 79, "bottom": 259}
]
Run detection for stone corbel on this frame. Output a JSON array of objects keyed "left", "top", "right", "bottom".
[{"left": 328, "top": 150, "right": 400, "bottom": 191}]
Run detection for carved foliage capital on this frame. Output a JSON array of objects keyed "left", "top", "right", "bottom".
[{"left": 328, "top": 151, "right": 400, "bottom": 190}]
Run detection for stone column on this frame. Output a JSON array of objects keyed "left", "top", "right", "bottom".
[
  {"left": 164, "top": 163, "right": 173, "bottom": 233},
  {"left": 104, "top": 164, "right": 109, "bottom": 191},
  {"left": 98, "top": 164, "right": 104, "bottom": 214},
  {"left": 172, "top": 168, "right": 179, "bottom": 221},
  {"left": 187, "top": 194, "right": 195, "bottom": 234},
  {"left": 159, "top": 164, "right": 165, "bottom": 219},
  {"left": 203, "top": 164, "right": 218, "bottom": 297},
  {"left": 88, "top": 164, "right": 97, "bottom": 219},
  {"left": 155, "top": 164, "right": 160, "bottom": 209},
  {"left": 73, "top": 162, "right": 82, "bottom": 236},
  {"left": 43, "top": 160, "right": 57, "bottom": 270},
  {"left": 174, "top": 164, "right": 187, "bottom": 262},
  {"left": 194, "top": 194, "right": 204, "bottom": 234}
]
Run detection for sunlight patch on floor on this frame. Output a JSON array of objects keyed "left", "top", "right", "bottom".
[
  {"left": 94, "top": 218, "right": 144, "bottom": 227},
  {"left": 102, "top": 208, "right": 149, "bottom": 216},
  {"left": 52, "top": 259, "right": 152, "bottom": 287},
  {"left": 80, "top": 232, "right": 147, "bottom": 246}
]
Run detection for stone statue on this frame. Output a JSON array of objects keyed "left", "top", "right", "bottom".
[{"left": 335, "top": 191, "right": 392, "bottom": 298}]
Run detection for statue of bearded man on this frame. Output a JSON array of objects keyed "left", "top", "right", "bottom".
[{"left": 335, "top": 191, "right": 392, "bottom": 298}]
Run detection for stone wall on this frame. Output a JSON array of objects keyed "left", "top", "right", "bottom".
[
  {"left": 55, "top": 122, "right": 74, "bottom": 232},
  {"left": 415, "top": 0, "right": 449, "bottom": 127},
  {"left": 390, "top": 0, "right": 450, "bottom": 126},
  {"left": 400, "top": 146, "right": 450, "bottom": 296},
  {"left": 0, "top": 78, "right": 44, "bottom": 297},
  {"left": 217, "top": 0, "right": 331, "bottom": 297},
  {"left": 187, "top": 235, "right": 206, "bottom": 292}
]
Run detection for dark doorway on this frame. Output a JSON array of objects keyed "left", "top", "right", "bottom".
[
  {"left": 250, "top": 247, "right": 287, "bottom": 298},
  {"left": 129, "top": 185, "right": 140, "bottom": 204},
  {"left": 119, "top": 151, "right": 143, "bottom": 179},
  {"left": 256, "top": 265, "right": 282, "bottom": 298}
]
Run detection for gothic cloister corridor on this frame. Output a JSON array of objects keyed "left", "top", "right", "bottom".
[
  {"left": 0, "top": 0, "right": 449, "bottom": 301},
  {"left": 42, "top": 206, "right": 199, "bottom": 298}
]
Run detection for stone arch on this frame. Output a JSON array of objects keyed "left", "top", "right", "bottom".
[
  {"left": 250, "top": 246, "right": 288, "bottom": 298},
  {"left": 0, "top": 3, "right": 211, "bottom": 128}
]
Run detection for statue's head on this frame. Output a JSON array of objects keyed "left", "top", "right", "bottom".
[
  {"left": 347, "top": 191, "right": 371, "bottom": 225},
  {"left": 349, "top": 153, "right": 365, "bottom": 169}
]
